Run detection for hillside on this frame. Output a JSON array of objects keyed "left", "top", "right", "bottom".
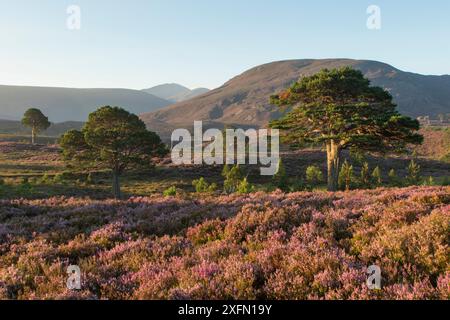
[
  {"left": 415, "top": 127, "right": 450, "bottom": 162},
  {"left": 0, "top": 119, "right": 83, "bottom": 137},
  {"left": 142, "top": 83, "right": 210, "bottom": 103},
  {"left": 141, "top": 59, "right": 450, "bottom": 135},
  {"left": 0, "top": 85, "right": 171, "bottom": 122}
]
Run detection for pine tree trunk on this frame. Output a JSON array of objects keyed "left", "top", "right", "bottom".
[
  {"left": 112, "top": 171, "right": 121, "bottom": 199},
  {"left": 31, "top": 127, "right": 36, "bottom": 145},
  {"left": 326, "top": 140, "right": 341, "bottom": 191}
]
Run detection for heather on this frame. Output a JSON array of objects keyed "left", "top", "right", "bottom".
[{"left": 0, "top": 186, "right": 448, "bottom": 300}]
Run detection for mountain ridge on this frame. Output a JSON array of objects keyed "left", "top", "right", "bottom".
[
  {"left": 141, "top": 59, "right": 450, "bottom": 136},
  {"left": 0, "top": 85, "right": 172, "bottom": 122},
  {"left": 142, "top": 83, "right": 210, "bottom": 103}
]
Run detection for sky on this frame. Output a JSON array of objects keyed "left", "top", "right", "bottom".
[{"left": 0, "top": 0, "right": 449, "bottom": 90}]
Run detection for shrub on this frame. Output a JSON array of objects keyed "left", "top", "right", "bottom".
[
  {"left": 306, "top": 165, "right": 323, "bottom": 186},
  {"left": 53, "top": 173, "right": 64, "bottom": 183},
  {"left": 29, "top": 177, "right": 38, "bottom": 184},
  {"left": 360, "top": 162, "right": 371, "bottom": 188},
  {"left": 236, "top": 178, "right": 254, "bottom": 194},
  {"left": 441, "top": 176, "right": 450, "bottom": 186},
  {"left": 338, "top": 160, "right": 353, "bottom": 191},
  {"left": 273, "top": 159, "right": 288, "bottom": 191},
  {"left": 289, "top": 177, "right": 309, "bottom": 192},
  {"left": 371, "top": 166, "right": 382, "bottom": 187},
  {"left": 20, "top": 177, "right": 29, "bottom": 184},
  {"left": 192, "top": 177, "right": 217, "bottom": 194},
  {"left": 223, "top": 165, "right": 243, "bottom": 194},
  {"left": 53, "top": 173, "right": 65, "bottom": 184},
  {"left": 424, "top": 176, "right": 435, "bottom": 186},
  {"left": 17, "top": 177, "right": 33, "bottom": 196},
  {"left": 221, "top": 164, "right": 230, "bottom": 179},
  {"left": 86, "top": 173, "right": 94, "bottom": 185},
  {"left": 0, "top": 178, "right": 4, "bottom": 197},
  {"left": 163, "top": 186, "right": 177, "bottom": 197},
  {"left": 39, "top": 173, "right": 51, "bottom": 184},
  {"left": 388, "top": 169, "right": 402, "bottom": 187},
  {"left": 406, "top": 160, "right": 421, "bottom": 185}
]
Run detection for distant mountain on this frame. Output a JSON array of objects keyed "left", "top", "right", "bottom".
[
  {"left": 0, "top": 85, "right": 172, "bottom": 122},
  {"left": 142, "top": 83, "right": 210, "bottom": 103},
  {"left": 0, "top": 119, "right": 83, "bottom": 137},
  {"left": 141, "top": 59, "right": 450, "bottom": 137}
]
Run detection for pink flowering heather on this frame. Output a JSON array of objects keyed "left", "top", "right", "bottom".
[{"left": 0, "top": 186, "right": 448, "bottom": 300}]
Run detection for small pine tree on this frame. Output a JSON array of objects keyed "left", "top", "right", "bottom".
[
  {"left": 209, "top": 183, "right": 218, "bottom": 193},
  {"left": 388, "top": 169, "right": 401, "bottom": 187},
  {"left": 360, "top": 162, "right": 371, "bottom": 188},
  {"left": 221, "top": 164, "right": 230, "bottom": 179},
  {"left": 371, "top": 166, "right": 382, "bottom": 187},
  {"left": 86, "top": 173, "right": 94, "bottom": 185},
  {"left": 163, "top": 186, "right": 177, "bottom": 197},
  {"left": 305, "top": 165, "right": 323, "bottom": 186},
  {"left": 273, "top": 159, "right": 288, "bottom": 191},
  {"left": 406, "top": 160, "right": 421, "bottom": 185},
  {"left": 193, "top": 177, "right": 207, "bottom": 193},
  {"left": 223, "top": 164, "right": 243, "bottom": 193},
  {"left": 425, "top": 176, "right": 434, "bottom": 186},
  {"left": 192, "top": 177, "right": 217, "bottom": 193},
  {"left": 338, "top": 160, "right": 353, "bottom": 191},
  {"left": 40, "top": 173, "right": 50, "bottom": 184},
  {"left": 53, "top": 173, "right": 64, "bottom": 184},
  {"left": 237, "top": 177, "right": 254, "bottom": 194}
]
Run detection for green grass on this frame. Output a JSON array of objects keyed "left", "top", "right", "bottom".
[
  {"left": 1, "top": 137, "right": 449, "bottom": 200},
  {"left": 0, "top": 134, "right": 58, "bottom": 144},
  {"left": 0, "top": 173, "right": 197, "bottom": 199}
]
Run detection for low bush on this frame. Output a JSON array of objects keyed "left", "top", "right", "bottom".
[
  {"left": 163, "top": 186, "right": 177, "bottom": 197},
  {"left": 338, "top": 160, "right": 354, "bottom": 191},
  {"left": 306, "top": 165, "right": 323, "bottom": 186},
  {"left": 192, "top": 177, "right": 217, "bottom": 194}
]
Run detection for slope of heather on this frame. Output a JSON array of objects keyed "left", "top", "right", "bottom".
[
  {"left": 0, "top": 85, "right": 171, "bottom": 122},
  {"left": 1, "top": 187, "right": 448, "bottom": 300},
  {"left": 141, "top": 59, "right": 450, "bottom": 135},
  {"left": 416, "top": 128, "right": 450, "bottom": 162}
]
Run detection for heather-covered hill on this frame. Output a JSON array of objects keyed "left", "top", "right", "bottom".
[
  {"left": 0, "top": 187, "right": 448, "bottom": 300},
  {"left": 141, "top": 59, "right": 450, "bottom": 136},
  {"left": 416, "top": 128, "right": 450, "bottom": 162}
]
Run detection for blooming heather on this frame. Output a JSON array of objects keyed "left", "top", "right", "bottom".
[{"left": 0, "top": 187, "right": 448, "bottom": 300}]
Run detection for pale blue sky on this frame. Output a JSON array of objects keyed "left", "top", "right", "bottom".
[{"left": 0, "top": 0, "right": 449, "bottom": 90}]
